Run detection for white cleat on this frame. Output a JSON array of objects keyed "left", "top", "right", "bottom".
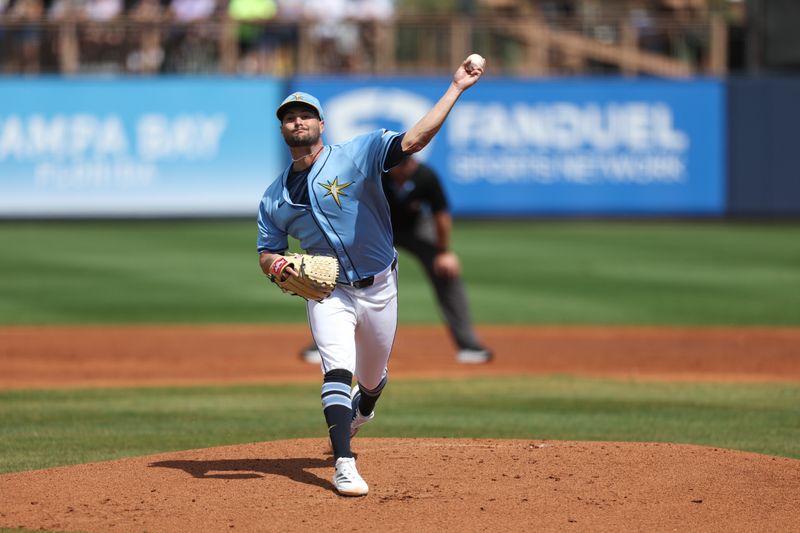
[
  {"left": 456, "top": 348, "right": 493, "bottom": 364},
  {"left": 301, "top": 348, "right": 322, "bottom": 364},
  {"left": 350, "top": 387, "right": 375, "bottom": 438},
  {"left": 332, "top": 457, "right": 369, "bottom": 496}
]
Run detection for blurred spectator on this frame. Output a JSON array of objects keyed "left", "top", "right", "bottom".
[
  {"left": 628, "top": 0, "right": 671, "bottom": 55},
  {"left": 456, "top": 0, "right": 476, "bottom": 16},
  {"left": 226, "top": 0, "right": 279, "bottom": 74},
  {"left": 84, "top": 0, "right": 122, "bottom": 21},
  {"left": 346, "top": 0, "right": 393, "bottom": 20},
  {"left": 1, "top": 0, "right": 13, "bottom": 72},
  {"left": 303, "top": 0, "right": 354, "bottom": 71},
  {"left": 169, "top": 0, "right": 216, "bottom": 23},
  {"left": 48, "top": 0, "right": 122, "bottom": 23},
  {"left": 46, "top": 0, "right": 77, "bottom": 21},
  {"left": 540, "top": 0, "right": 575, "bottom": 27},
  {"left": 302, "top": 0, "right": 394, "bottom": 73},
  {"left": 7, "top": 0, "right": 45, "bottom": 74},
  {"left": 668, "top": 2, "right": 708, "bottom": 68},
  {"left": 275, "top": 0, "right": 301, "bottom": 20},
  {"left": 46, "top": 0, "right": 124, "bottom": 72},
  {"left": 126, "top": 0, "right": 164, "bottom": 73},
  {"left": 0, "top": 1, "right": 8, "bottom": 42},
  {"left": 82, "top": 0, "right": 125, "bottom": 70},
  {"left": 578, "top": 0, "right": 617, "bottom": 44},
  {"left": 46, "top": 0, "right": 80, "bottom": 73},
  {"left": 345, "top": 0, "right": 394, "bottom": 72},
  {"left": 162, "top": 0, "right": 220, "bottom": 72}
]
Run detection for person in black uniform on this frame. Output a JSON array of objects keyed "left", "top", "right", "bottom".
[{"left": 302, "top": 156, "right": 493, "bottom": 364}]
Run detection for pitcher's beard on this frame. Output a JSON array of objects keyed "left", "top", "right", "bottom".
[
  {"left": 285, "top": 130, "right": 319, "bottom": 147},
  {"left": 287, "top": 137, "right": 315, "bottom": 147}
]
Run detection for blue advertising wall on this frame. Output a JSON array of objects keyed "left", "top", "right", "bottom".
[
  {"left": 295, "top": 77, "right": 726, "bottom": 216},
  {"left": 0, "top": 77, "right": 726, "bottom": 217},
  {"left": 0, "top": 78, "right": 285, "bottom": 217}
]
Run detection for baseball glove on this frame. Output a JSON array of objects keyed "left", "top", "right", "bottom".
[{"left": 268, "top": 253, "right": 339, "bottom": 302}]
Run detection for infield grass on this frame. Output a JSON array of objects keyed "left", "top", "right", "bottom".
[
  {"left": 0, "top": 219, "right": 799, "bottom": 325},
  {"left": 1, "top": 376, "right": 798, "bottom": 474}
]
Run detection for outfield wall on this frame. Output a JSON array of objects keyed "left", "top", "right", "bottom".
[
  {"left": 0, "top": 77, "right": 796, "bottom": 218},
  {"left": 295, "top": 78, "right": 725, "bottom": 217},
  {"left": 727, "top": 78, "right": 800, "bottom": 217},
  {"left": 0, "top": 78, "right": 286, "bottom": 217}
]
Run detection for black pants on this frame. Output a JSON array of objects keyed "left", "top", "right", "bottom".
[{"left": 394, "top": 230, "right": 483, "bottom": 351}]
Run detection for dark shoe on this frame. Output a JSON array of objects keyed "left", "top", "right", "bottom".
[{"left": 350, "top": 386, "right": 374, "bottom": 437}]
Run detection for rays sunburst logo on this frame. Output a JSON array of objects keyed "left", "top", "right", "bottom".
[{"left": 320, "top": 177, "right": 353, "bottom": 208}]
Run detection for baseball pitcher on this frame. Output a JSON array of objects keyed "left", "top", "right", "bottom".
[{"left": 257, "top": 54, "right": 485, "bottom": 496}]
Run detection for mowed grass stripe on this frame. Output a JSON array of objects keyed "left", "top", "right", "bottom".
[
  {"left": 1, "top": 377, "right": 798, "bottom": 474},
  {"left": 1, "top": 219, "right": 798, "bottom": 325}
]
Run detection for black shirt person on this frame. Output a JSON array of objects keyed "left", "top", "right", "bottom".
[{"left": 382, "top": 157, "right": 492, "bottom": 364}]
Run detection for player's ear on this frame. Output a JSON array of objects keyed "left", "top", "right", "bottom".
[{"left": 319, "top": 119, "right": 325, "bottom": 133}]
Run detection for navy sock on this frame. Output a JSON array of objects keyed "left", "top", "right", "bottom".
[
  {"left": 357, "top": 376, "right": 387, "bottom": 417},
  {"left": 321, "top": 369, "right": 353, "bottom": 459}
]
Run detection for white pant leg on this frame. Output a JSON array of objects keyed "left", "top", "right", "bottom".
[
  {"left": 352, "top": 267, "right": 398, "bottom": 390},
  {"left": 308, "top": 264, "right": 398, "bottom": 387},
  {"left": 307, "top": 290, "right": 358, "bottom": 375}
]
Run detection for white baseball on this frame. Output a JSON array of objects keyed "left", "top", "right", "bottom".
[{"left": 465, "top": 53, "right": 485, "bottom": 73}]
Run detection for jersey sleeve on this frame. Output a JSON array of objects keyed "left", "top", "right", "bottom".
[
  {"left": 347, "top": 129, "right": 404, "bottom": 180},
  {"left": 384, "top": 133, "right": 409, "bottom": 170},
  {"left": 256, "top": 198, "right": 288, "bottom": 253}
]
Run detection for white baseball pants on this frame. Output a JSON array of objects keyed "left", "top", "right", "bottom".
[{"left": 306, "top": 262, "right": 398, "bottom": 390}]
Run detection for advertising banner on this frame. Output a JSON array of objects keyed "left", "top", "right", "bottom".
[
  {"left": 0, "top": 78, "right": 285, "bottom": 217},
  {"left": 294, "top": 77, "right": 725, "bottom": 216}
]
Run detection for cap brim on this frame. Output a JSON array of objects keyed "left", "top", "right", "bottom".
[{"left": 276, "top": 102, "right": 322, "bottom": 121}]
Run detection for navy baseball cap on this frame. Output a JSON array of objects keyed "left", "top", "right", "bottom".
[{"left": 276, "top": 92, "right": 324, "bottom": 121}]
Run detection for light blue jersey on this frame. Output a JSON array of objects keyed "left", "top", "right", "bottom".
[{"left": 257, "top": 129, "right": 400, "bottom": 284}]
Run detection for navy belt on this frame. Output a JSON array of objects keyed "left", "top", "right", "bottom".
[{"left": 342, "top": 257, "right": 397, "bottom": 289}]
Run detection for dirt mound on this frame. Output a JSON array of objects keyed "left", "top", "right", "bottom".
[{"left": 1, "top": 438, "right": 798, "bottom": 532}]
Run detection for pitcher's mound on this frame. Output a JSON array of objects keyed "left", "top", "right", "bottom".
[{"left": 1, "top": 438, "right": 798, "bottom": 532}]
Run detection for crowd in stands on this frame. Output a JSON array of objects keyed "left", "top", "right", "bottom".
[
  {"left": 0, "top": 0, "right": 727, "bottom": 75},
  {"left": 0, "top": 0, "right": 399, "bottom": 73}
]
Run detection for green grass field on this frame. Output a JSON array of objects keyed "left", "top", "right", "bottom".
[
  {"left": 1, "top": 220, "right": 799, "bottom": 477},
  {"left": 1, "top": 219, "right": 799, "bottom": 325},
  {"left": 1, "top": 377, "right": 798, "bottom": 475}
]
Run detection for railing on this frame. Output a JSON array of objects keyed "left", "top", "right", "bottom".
[{"left": 0, "top": 13, "right": 727, "bottom": 77}]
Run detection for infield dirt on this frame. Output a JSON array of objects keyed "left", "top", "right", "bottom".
[
  {"left": 1, "top": 324, "right": 799, "bottom": 388},
  {"left": 1, "top": 325, "right": 799, "bottom": 532}
]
